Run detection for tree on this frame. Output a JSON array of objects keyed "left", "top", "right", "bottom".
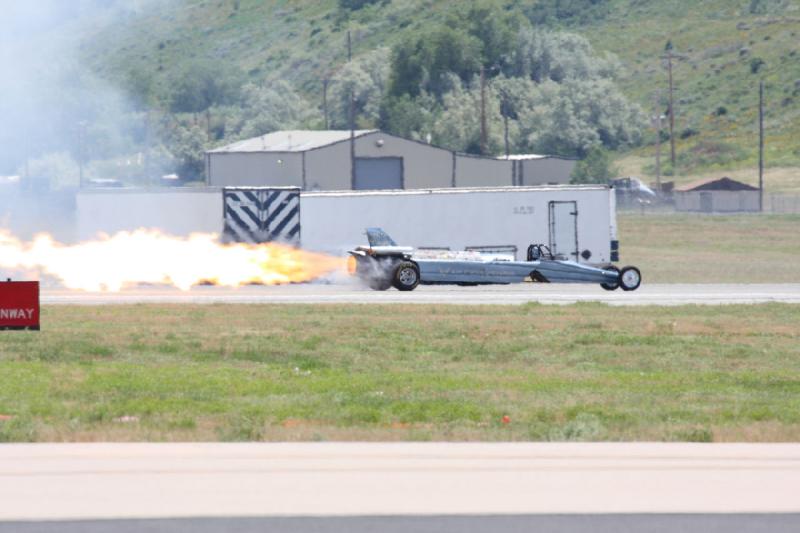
[
  {"left": 570, "top": 146, "right": 618, "bottom": 184},
  {"left": 228, "top": 81, "right": 317, "bottom": 139},
  {"left": 338, "top": 0, "right": 383, "bottom": 9},
  {"left": 431, "top": 76, "right": 507, "bottom": 154},
  {"left": 458, "top": 2, "right": 518, "bottom": 70},
  {"left": 167, "top": 124, "right": 208, "bottom": 181},
  {"left": 388, "top": 27, "right": 482, "bottom": 98},
  {"left": 124, "top": 67, "right": 158, "bottom": 112},
  {"left": 509, "top": 78, "right": 643, "bottom": 157},
  {"left": 168, "top": 61, "right": 243, "bottom": 114},
  {"left": 388, "top": 3, "right": 520, "bottom": 100},
  {"left": 524, "top": 0, "right": 611, "bottom": 26},
  {"left": 379, "top": 94, "right": 438, "bottom": 141},
  {"left": 329, "top": 47, "right": 390, "bottom": 128},
  {"left": 24, "top": 151, "right": 80, "bottom": 190},
  {"left": 511, "top": 28, "right": 620, "bottom": 83}
]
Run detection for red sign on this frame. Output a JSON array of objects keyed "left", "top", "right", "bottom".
[{"left": 0, "top": 281, "right": 40, "bottom": 330}]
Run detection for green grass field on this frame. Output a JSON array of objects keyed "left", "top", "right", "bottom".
[
  {"left": 618, "top": 213, "right": 800, "bottom": 283},
  {"left": 2, "top": 303, "right": 799, "bottom": 443}
]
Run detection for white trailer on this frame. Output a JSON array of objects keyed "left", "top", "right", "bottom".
[
  {"left": 76, "top": 185, "right": 619, "bottom": 266},
  {"left": 300, "top": 185, "right": 619, "bottom": 266}
]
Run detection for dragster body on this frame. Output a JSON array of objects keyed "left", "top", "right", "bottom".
[{"left": 347, "top": 228, "right": 641, "bottom": 292}]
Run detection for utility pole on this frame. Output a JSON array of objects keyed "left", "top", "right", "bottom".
[
  {"left": 653, "top": 89, "right": 662, "bottom": 191},
  {"left": 479, "top": 65, "right": 487, "bottom": 156},
  {"left": 348, "top": 30, "right": 356, "bottom": 189},
  {"left": 23, "top": 125, "right": 30, "bottom": 191},
  {"left": 759, "top": 80, "right": 765, "bottom": 212},
  {"left": 500, "top": 90, "right": 510, "bottom": 159},
  {"left": 77, "top": 121, "right": 87, "bottom": 189},
  {"left": 322, "top": 78, "right": 330, "bottom": 130},
  {"left": 665, "top": 50, "right": 676, "bottom": 169},
  {"left": 144, "top": 109, "right": 151, "bottom": 187},
  {"left": 503, "top": 110, "right": 509, "bottom": 160}
]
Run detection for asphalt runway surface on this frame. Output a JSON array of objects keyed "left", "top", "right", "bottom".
[
  {"left": 1, "top": 443, "right": 799, "bottom": 533},
  {"left": 41, "top": 282, "right": 800, "bottom": 305},
  {"left": 4, "top": 514, "right": 800, "bottom": 533}
]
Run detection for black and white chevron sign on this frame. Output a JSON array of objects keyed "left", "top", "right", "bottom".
[{"left": 222, "top": 187, "right": 301, "bottom": 245}]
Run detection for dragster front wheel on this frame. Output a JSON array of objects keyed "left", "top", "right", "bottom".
[{"left": 619, "top": 266, "right": 641, "bottom": 291}]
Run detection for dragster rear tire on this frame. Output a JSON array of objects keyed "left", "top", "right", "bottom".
[
  {"left": 619, "top": 266, "right": 642, "bottom": 291},
  {"left": 392, "top": 261, "right": 420, "bottom": 291},
  {"left": 367, "top": 277, "right": 393, "bottom": 291}
]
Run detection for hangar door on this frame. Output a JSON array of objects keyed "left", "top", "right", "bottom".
[
  {"left": 222, "top": 187, "right": 300, "bottom": 245},
  {"left": 354, "top": 157, "right": 403, "bottom": 190},
  {"left": 548, "top": 201, "right": 579, "bottom": 261}
]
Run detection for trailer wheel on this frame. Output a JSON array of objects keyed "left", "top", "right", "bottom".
[
  {"left": 619, "top": 266, "right": 642, "bottom": 291},
  {"left": 600, "top": 265, "right": 620, "bottom": 291},
  {"left": 392, "top": 262, "right": 420, "bottom": 291}
]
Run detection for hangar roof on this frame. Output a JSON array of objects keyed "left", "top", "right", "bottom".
[
  {"left": 208, "top": 130, "right": 377, "bottom": 153},
  {"left": 497, "top": 154, "right": 546, "bottom": 160},
  {"left": 675, "top": 176, "right": 759, "bottom": 192}
]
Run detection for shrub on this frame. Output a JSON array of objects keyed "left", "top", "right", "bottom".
[
  {"left": 570, "top": 146, "right": 619, "bottom": 184},
  {"left": 339, "top": 0, "right": 383, "bottom": 10}
]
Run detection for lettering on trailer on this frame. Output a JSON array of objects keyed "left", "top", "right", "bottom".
[{"left": 223, "top": 188, "right": 301, "bottom": 245}]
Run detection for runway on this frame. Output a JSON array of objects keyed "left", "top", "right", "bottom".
[
  {"left": 2, "top": 443, "right": 800, "bottom": 519},
  {"left": 40, "top": 282, "right": 800, "bottom": 306},
  {"left": 1, "top": 443, "right": 799, "bottom": 531},
  {"left": 3, "top": 515, "right": 799, "bottom": 533}
]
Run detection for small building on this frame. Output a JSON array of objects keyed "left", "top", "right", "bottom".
[
  {"left": 205, "top": 130, "right": 575, "bottom": 190},
  {"left": 674, "top": 177, "right": 760, "bottom": 213}
]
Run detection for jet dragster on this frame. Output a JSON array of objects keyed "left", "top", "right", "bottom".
[{"left": 347, "top": 228, "right": 641, "bottom": 292}]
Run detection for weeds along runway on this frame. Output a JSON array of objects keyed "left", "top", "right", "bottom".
[{"left": 40, "top": 283, "right": 800, "bottom": 306}]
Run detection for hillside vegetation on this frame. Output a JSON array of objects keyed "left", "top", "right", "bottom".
[
  {"left": 581, "top": 0, "right": 800, "bottom": 185},
  {"left": 7, "top": 0, "right": 800, "bottom": 187}
]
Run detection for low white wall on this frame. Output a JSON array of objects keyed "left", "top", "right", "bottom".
[{"left": 76, "top": 188, "right": 223, "bottom": 240}]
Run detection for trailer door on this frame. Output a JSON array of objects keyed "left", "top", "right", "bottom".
[
  {"left": 223, "top": 187, "right": 300, "bottom": 245},
  {"left": 548, "top": 201, "right": 579, "bottom": 261}
]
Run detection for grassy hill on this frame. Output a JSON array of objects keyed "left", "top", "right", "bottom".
[
  {"left": 81, "top": 0, "right": 800, "bottom": 187},
  {"left": 580, "top": 0, "right": 800, "bottom": 186}
]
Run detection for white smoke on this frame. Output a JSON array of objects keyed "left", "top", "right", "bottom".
[{"left": 0, "top": 0, "right": 159, "bottom": 241}]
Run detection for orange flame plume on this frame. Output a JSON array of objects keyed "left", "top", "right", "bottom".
[{"left": 0, "top": 229, "right": 344, "bottom": 291}]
